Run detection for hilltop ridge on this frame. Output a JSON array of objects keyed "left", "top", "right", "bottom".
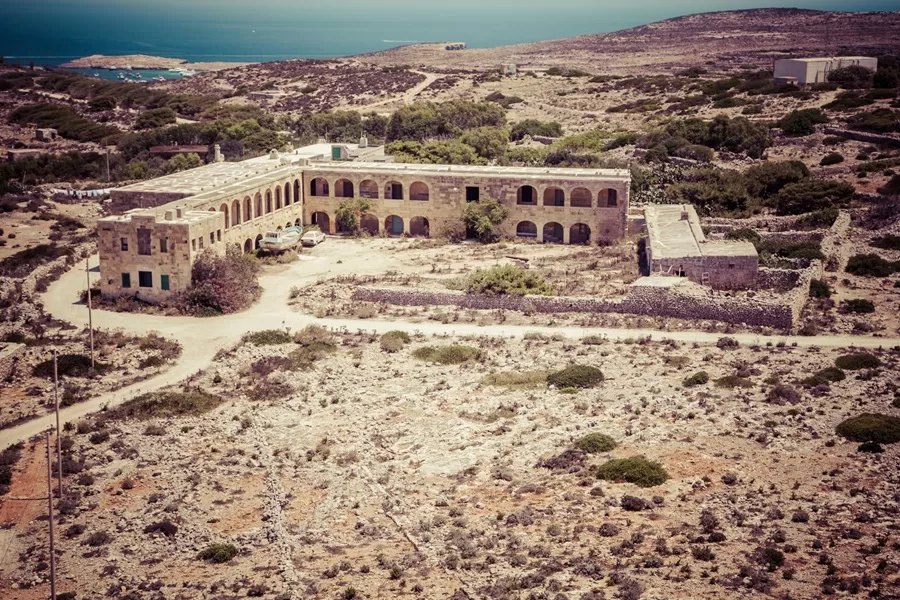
[{"left": 358, "top": 8, "right": 900, "bottom": 72}]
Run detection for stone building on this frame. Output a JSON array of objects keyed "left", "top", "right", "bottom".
[
  {"left": 98, "top": 144, "right": 630, "bottom": 301},
  {"left": 644, "top": 204, "right": 758, "bottom": 289},
  {"left": 773, "top": 56, "right": 878, "bottom": 85}
]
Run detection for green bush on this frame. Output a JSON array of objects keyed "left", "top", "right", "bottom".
[
  {"left": 871, "top": 234, "right": 900, "bottom": 250},
  {"left": 774, "top": 179, "right": 854, "bottom": 216},
  {"left": 198, "top": 543, "right": 238, "bottom": 563},
  {"left": 547, "top": 365, "right": 604, "bottom": 389},
  {"left": 33, "top": 354, "right": 106, "bottom": 378},
  {"left": 846, "top": 254, "right": 899, "bottom": 278},
  {"left": 878, "top": 175, "right": 900, "bottom": 196},
  {"left": 715, "top": 375, "right": 753, "bottom": 389},
  {"left": 242, "top": 330, "right": 292, "bottom": 346},
  {"left": 379, "top": 330, "right": 410, "bottom": 353},
  {"left": 848, "top": 108, "right": 900, "bottom": 134},
  {"left": 820, "top": 152, "right": 844, "bottom": 166},
  {"left": 841, "top": 299, "right": 875, "bottom": 314},
  {"left": 412, "top": 345, "right": 481, "bottom": 365},
  {"left": 827, "top": 65, "right": 874, "bottom": 88},
  {"left": 776, "top": 108, "right": 829, "bottom": 136},
  {"left": 177, "top": 245, "right": 261, "bottom": 315},
  {"left": 745, "top": 160, "right": 810, "bottom": 199},
  {"left": 817, "top": 366, "right": 847, "bottom": 382},
  {"left": 683, "top": 371, "right": 710, "bottom": 387},
  {"left": 510, "top": 119, "right": 563, "bottom": 141},
  {"left": 107, "top": 391, "right": 223, "bottom": 421},
  {"left": 464, "top": 265, "right": 552, "bottom": 296},
  {"left": 795, "top": 208, "right": 838, "bottom": 230},
  {"left": 596, "top": 456, "right": 669, "bottom": 488},
  {"left": 836, "top": 413, "right": 900, "bottom": 444},
  {"left": 809, "top": 279, "right": 831, "bottom": 299},
  {"left": 9, "top": 103, "right": 120, "bottom": 143},
  {"left": 766, "top": 383, "right": 801, "bottom": 405},
  {"left": 135, "top": 107, "right": 177, "bottom": 129},
  {"left": 462, "top": 197, "right": 509, "bottom": 243},
  {"left": 834, "top": 353, "right": 881, "bottom": 370},
  {"left": 574, "top": 433, "right": 617, "bottom": 453}
]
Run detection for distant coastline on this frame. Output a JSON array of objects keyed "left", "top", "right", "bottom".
[{"left": 59, "top": 54, "right": 250, "bottom": 73}]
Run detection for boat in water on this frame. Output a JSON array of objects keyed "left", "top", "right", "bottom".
[{"left": 260, "top": 226, "right": 302, "bottom": 252}]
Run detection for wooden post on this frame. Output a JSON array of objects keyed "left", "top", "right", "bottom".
[
  {"left": 86, "top": 258, "right": 94, "bottom": 369},
  {"left": 53, "top": 351, "right": 63, "bottom": 499},
  {"left": 45, "top": 433, "right": 57, "bottom": 600}
]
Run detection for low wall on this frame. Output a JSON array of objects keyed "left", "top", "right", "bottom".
[
  {"left": 0, "top": 342, "right": 24, "bottom": 380},
  {"left": 755, "top": 268, "right": 801, "bottom": 291},
  {"left": 823, "top": 127, "right": 900, "bottom": 148},
  {"left": 353, "top": 284, "right": 796, "bottom": 331}
]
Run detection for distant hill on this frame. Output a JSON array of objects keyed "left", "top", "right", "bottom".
[{"left": 358, "top": 8, "right": 900, "bottom": 73}]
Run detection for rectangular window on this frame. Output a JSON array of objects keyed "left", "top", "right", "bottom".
[
  {"left": 554, "top": 189, "right": 565, "bottom": 207},
  {"left": 160, "top": 238, "right": 168, "bottom": 253},
  {"left": 121, "top": 273, "right": 131, "bottom": 288},
  {"left": 138, "top": 271, "right": 152, "bottom": 288},
  {"left": 466, "top": 186, "right": 480, "bottom": 202},
  {"left": 137, "top": 228, "right": 152, "bottom": 255},
  {"left": 160, "top": 275, "right": 170, "bottom": 291},
  {"left": 120, "top": 237, "right": 128, "bottom": 251},
  {"left": 191, "top": 239, "right": 197, "bottom": 251},
  {"left": 198, "top": 237, "right": 204, "bottom": 249},
  {"left": 217, "top": 230, "right": 222, "bottom": 242},
  {"left": 210, "top": 232, "right": 215, "bottom": 245}
]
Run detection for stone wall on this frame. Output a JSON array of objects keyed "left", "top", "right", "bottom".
[
  {"left": 352, "top": 284, "right": 796, "bottom": 330},
  {"left": 755, "top": 268, "right": 801, "bottom": 291},
  {"left": 650, "top": 254, "right": 759, "bottom": 290},
  {"left": 302, "top": 167, "right": 629, "bottom": 244},
  {"left": 0, "top": 343, "right": 24, "bottom": 380},
  {"left": 109, "top": 190, "right": 192, "bottom": 214},
  {"left": 823, "top": 127, "right": 900, "bottom": 148}
]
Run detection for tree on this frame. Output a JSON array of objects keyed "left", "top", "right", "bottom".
[
  {"left": 510, "top": 119, "right": 563, "bottom": 141},
  {"left": 166, "top": 153, "right": 203, "bottom": 174},
  {"left": 335, "top": 198, "right": 373, "bottom": 235},
  {"left": 777, "top": 109, "right": 829, "bottom": 136},
  {"left": 462, "top": 197, "right": 508, "bottom": 243},
  {"left": 775, "top": 180, "right": 854, "bottom": 215},
  {"left": 460, "top": 126, "right": 509, "bottom": 161},
  {"left": 745, "top": 160, "right": 810, "bottom": 199},
  {"left": 827, "top": 65, "right": 874, "bottom": 89},
  {"left": 179, "top": 244, "right": 261, "bottom": 314},
  {"left": 135, "top": 107, "right": 177, "bottom": 129}
]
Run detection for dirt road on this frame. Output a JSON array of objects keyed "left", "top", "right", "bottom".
[{"left": 2, "top": 238, "right": 897, "bottom": 448}]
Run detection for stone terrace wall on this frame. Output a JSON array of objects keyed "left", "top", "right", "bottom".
[
  {"left": 755, "top": 268, "right": 801, "bottom": 291},
  {"left": 353, "top": 284, "right": 796, "bottom": 331},
  {"left": 823, "top": 127, "right": 900, "bottom": 148},
  {"left": 0, "top": 343, "right": 24, "bottom": 380}
]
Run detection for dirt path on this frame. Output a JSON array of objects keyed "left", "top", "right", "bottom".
[
  {"left": 351, "top": 71, "right": 438, "bottom": 111},
  {"left": 2, "top": 238, "right": 898, "bottom": 449}
]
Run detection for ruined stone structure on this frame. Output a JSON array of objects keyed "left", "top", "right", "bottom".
[
  {"left": 644, "top": 204, "right": 758, "bottom": 289},
  {"left": 99, "top": 145, "right": 631, "bottom": 301}
]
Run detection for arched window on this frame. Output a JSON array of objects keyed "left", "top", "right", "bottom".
[
  {"left": 599, "top": 188, "right": 618, "bottom": 207},
  {"left": 310, "top": 178, "right": 329, "bottom": 197},
  {"left": 410, "top": 216, "right": 430, "bottom": 237},
  {"left": 543, "top": 187, "right": 565, "bottom": 207},
  {"left": 570, "top": 188, "right": 592, "bottom": 208},
  {"left": 219, "top": 203, "right": 230, "bottom": 229},
  {"left": 542, "top": 222, "right": 563, "bottom": 243},
  {"left": 570, "top": 223, "right": 591, "bottom": 244},
  {"left": 232, "top": 199, "right": 241, "bottom": 225},
  {"left": 410, "top": 182, "right": 429, "bottom": 201},
  {"left": 360, "top": 214, "right": 379, "bottom": 235},
  {"left": 265, "top": 189, "right": 273, "bottom": 214},
  {"left": 284, "top": 182, "right": 291, "bottom": 206},
  {"left": 517, "top": 185, "right": 537, "bottom": 205},
  {"left": 335, "top": 179, "right": 354, "bottom": 198},
  {"left": 516, "top": 221, "right": 537, "bottom": 238},
  {"left": 360, "top": 180, "right": 378, "bottom": 199},
  {"left": 384, "top": 181, "right": 404, "bottom": 200},
  {"left": 254, "top": 193, "right": 263, "bottom": 219},
  {"left": 243, "top": 197, "right": 252, "bottom": 222},
  {"left": 275, "top": 187, "right": 282, "bottom": 209}
]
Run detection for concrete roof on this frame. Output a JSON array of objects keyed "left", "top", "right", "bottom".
[
  {"left": 304, "top": 161, "right": 631, "bottom": 182},
  {"left": 777, "top": 56, "right": 875, "bottom": 62},
  {"left": 645, "top": 204, "right": 757, "bottom": 260},
  {"left": 115, "top": 160, "right": 291, "bottom": 196}
]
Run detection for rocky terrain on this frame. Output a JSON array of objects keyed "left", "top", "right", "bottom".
[
  {"left": 1, "top": 329, "right": 898, "bottom": 599},
  {"left": 60, "top": 55, "right": 248, "bottom": 73}
]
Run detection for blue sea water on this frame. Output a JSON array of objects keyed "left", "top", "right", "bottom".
[{"left": 0, "top": 0, "right": 896, "bottom": 69}]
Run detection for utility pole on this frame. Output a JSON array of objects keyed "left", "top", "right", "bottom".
[
  {"left": 45, "top": 432, "right": 57, "bottom": 600},
  {"left": 86, "top": 257, "right": 94, "bottom": 369},
  {"left": 53, "top": 351, "right": 63, "bottom": 499},
  {"left": 105, "top": 147, "right": 110, "bottom": 184}
]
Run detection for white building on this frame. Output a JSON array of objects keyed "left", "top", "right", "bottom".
[{"left": 774, "top": 57, "right": 878, "bottom": 85}]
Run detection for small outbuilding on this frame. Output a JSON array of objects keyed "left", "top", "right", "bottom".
[{"left": 774, "top": 56, "right": 878, "bottom": 85}]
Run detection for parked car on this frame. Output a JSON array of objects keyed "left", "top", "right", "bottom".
[{"left": 301, "top": 230, "right": 327, "bottom": 247}]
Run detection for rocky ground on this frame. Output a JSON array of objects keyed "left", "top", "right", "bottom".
[{"left": 1, "top": 330, "right": 897, "bottom": 599}]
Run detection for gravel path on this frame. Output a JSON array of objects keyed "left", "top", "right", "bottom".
[{"left": 2, "top": 239, "right": 897, "bottom": 449}]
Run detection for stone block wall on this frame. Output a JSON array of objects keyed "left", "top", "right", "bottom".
[
  {"left": 109, "top": 190, "right": 192, "bottom": 214},
  {"left": 650, "top": 255, "right": 759, "bottom": 290},
  {"left": 352, "top": 284, "right": 796, "bottom": 330}
]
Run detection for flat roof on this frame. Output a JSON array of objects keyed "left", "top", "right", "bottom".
[
  {"left": 304, "top": 161, "right": 631, "bottom": 181},
  {"left": 114, "top": 160, "right": 292, "bottom": 196},
  {"left": 777, "top": 56, "right": 875, "bottom": 62},
  {"left": 645, "top": 204, "right": 757, "bottom": 260}
]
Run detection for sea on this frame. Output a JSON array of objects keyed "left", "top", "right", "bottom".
[{"left": 0, "top": 0, "right": 895, "bottom": 81}]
